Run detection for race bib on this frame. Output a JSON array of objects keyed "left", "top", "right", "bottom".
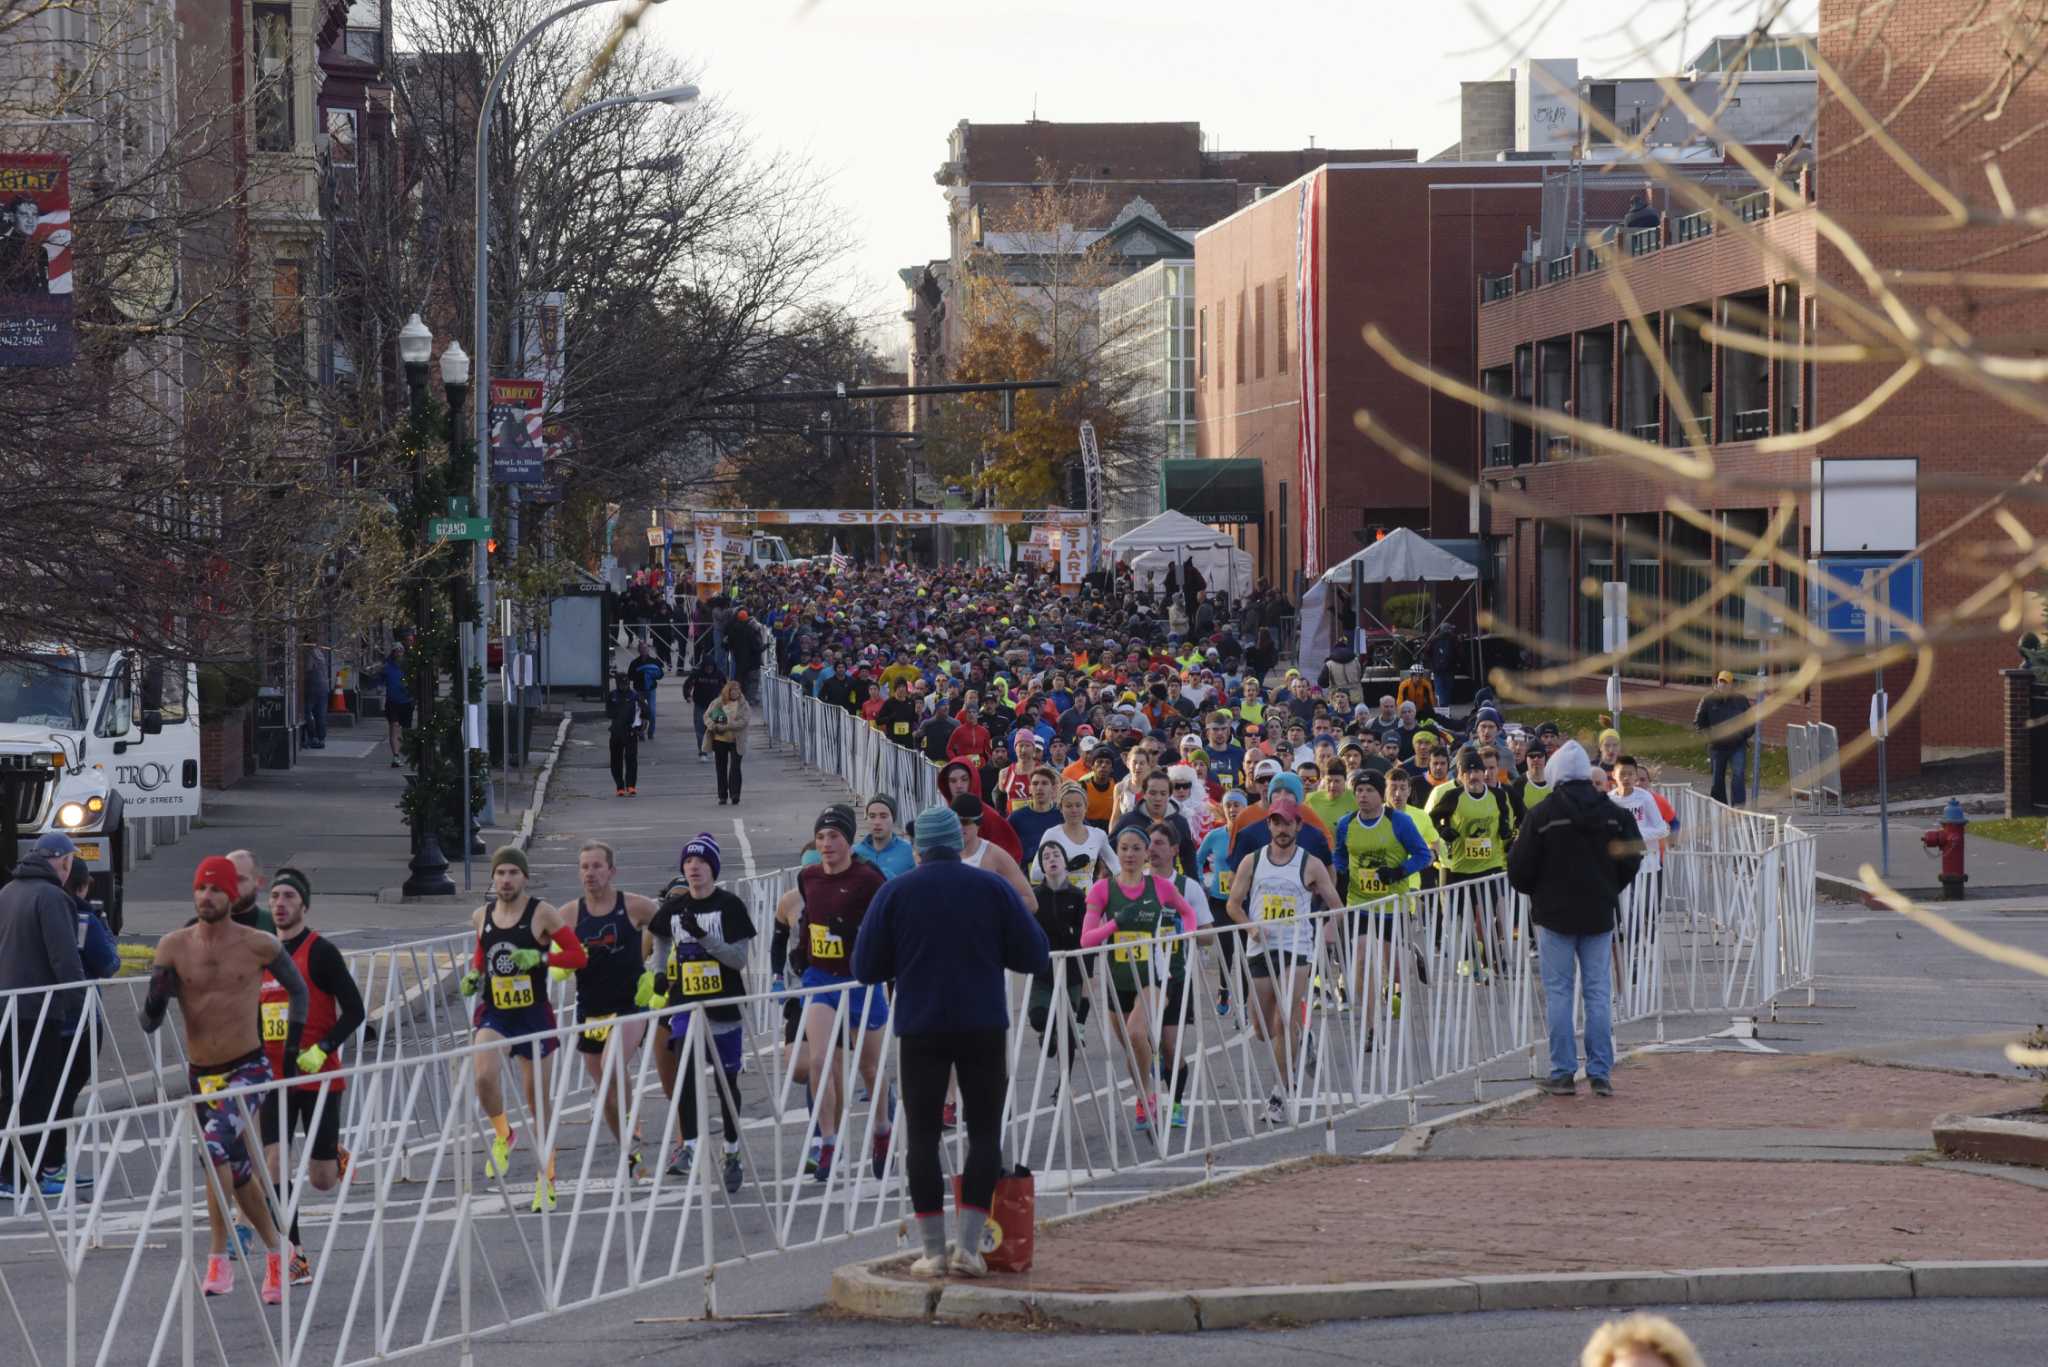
[
  {"left": 197, "top": 1072, "right": 228, "bottom": 1098},
  {"left": 490, "top": 974, "right": 535, "bottom": 1010},
  {"left": 1217, "top": 871, "right": 1232, "bottom": 894},
  {"left": 680, "top": 961, "right": 724, "bottom": 997},
  {"left": 1353, "top": 868, "right": 1385, "bottom": 898},
  {"left": 892, "top": 722, "right": 910, "bottom": 735},
  {"left": 1462, "top": 836, "right": 1494, "bottom": 862},
  {"left": 809, "top": 922, "right": 846, "bottom": 962},
  {"left": 260, "top": 1000, "right": 290, "bottom": 1042},
  {"left": 1111, "top": 930, "right": 1150, "bottom": 963},
  {"left": 582, "top": 1013, "right": 615, "bottom": 1044},
  {"left": 1259, "top": 893, "right": 1298, "bottom": 922}
]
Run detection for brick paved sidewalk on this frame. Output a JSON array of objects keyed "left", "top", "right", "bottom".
[{"left": 956, "top": 1053, "right": 2045, "bottom": 1295}]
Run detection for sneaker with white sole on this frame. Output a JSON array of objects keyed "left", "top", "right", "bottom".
[
  {"left": 1264, "top": 1088, "right": 1288, "bottom": 1126},
  {"left": 908, "top": 1251, "right": 949, "bottom": 1278},
  {"left": 949, "top": 1246, "right": 988, "bottom": 1278}
]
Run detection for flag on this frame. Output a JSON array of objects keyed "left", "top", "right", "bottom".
[
  {"left": 1294, "top": 168, "right": 1323, "bottom": 580},
  {"left": 828, "top": 537, "right": 850, "bottom": 574}
]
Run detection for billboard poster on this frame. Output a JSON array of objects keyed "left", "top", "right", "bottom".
[
  {"left": 487, "top": 378, "right": 544, "bottom": 484},
  {"left": 527, "top": 423, "right": 568, "bottom": 505},
  {"left": 0, "top": 153, "right": 73, "bottom": 366}
]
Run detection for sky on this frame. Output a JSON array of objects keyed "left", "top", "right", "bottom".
[{"left": 639, "top": 0, "right": 1809, "bottom": 353}]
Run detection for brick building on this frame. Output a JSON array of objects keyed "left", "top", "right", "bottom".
[
  {"left": 900, "top": 120, "right": 1390, "bottom": 429},
  {"left": 1191, "top": 161, "right": 1545, "bottom": 590},
  {"left": 1470, "top": 0, "right": 2048, "bottom": 781}
]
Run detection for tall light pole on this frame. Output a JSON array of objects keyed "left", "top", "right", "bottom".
[
  {"left": 469, "top": 0, "right": 675, "bottom": 817},
  {"left": 397, "top": 315, "right": 457, "bottom": 897}
]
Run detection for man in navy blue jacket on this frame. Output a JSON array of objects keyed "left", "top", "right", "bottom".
[{"left": 853, "top": 803, "right": 1048, "bottom": 1279}]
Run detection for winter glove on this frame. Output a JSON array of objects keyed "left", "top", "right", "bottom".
[
  {"left": 511, "top": 947, "right": 543, "bottom": 972},
  {"left": 549, "top": 965, "right": 574, "bottom": 983},
  {"left": 296, "top": 1044, "right": 328, "bottom": 1075},
  {"left": 633, "top": 970, "right": 659, "bottom": 1008},
  {"left": 459, "top": 969, "right": 482, "bottom": 998}
]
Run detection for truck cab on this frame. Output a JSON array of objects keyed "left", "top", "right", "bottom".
[{"left": 0, "top": 647, "right": 202, "bottom": 932}]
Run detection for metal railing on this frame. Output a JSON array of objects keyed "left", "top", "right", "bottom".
[
  {"left": 1545, "top": 253, "right": 1574, "bottom": 284},
  {"left": 1730, "top": 406, "right": 1770, "bottom": 442},
  {"left": 1486, "top": 441, "right": 1515, "bottom": 468},
  {"left": 1735, "top": 190, "right": 1772, "bottom": 223},
  {"left": 1482, "top": 271, "right": 1516, "bottom": 302},
  {"left": 1674, "top": 210, "right": 1713, "bottom": 243},
  {"left": 762, "top": 674, "right": 942, "bottom": 814},
  {"left": 1626, "top": 224, "right": 1663, "bottom": 256}
]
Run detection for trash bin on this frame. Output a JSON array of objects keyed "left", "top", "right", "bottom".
[
  {"left": 486, "top": 701, "right": 531, "bottom": 767},
  {"left": 253, "top": 686, "right": 292, "bottom": 769}
]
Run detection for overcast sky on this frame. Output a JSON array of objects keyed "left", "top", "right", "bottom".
[{"left": 640, "top": 1, "right": 1811, "bottom": 348}]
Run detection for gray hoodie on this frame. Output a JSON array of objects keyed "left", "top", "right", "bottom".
[{"left": 0, "top": 855, "right": 89, "bottom": 1034}]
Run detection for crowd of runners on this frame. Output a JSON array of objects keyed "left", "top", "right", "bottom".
[{"left": 9, "top": 553, "right": 1673, "bottom": 1305}]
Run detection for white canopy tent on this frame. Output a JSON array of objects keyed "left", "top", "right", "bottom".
[
  {"left": 1109, "top": 509, "right": 1236, "bottom": 558},
  {"left": 1130, "top": 545, "right": 1252, "bottom": 599},
  {"left": 1298, "top": 528, "right": 1481, "bottom": 686}
]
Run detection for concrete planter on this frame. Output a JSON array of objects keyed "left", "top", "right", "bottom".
[{"left": 1933, "top": 1109, "right": 2048, "bottom": 1168}]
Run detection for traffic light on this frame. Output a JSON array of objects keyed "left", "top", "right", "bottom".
[{"left": 1064, "top": 459, "right": 1086, "bottom": 508}]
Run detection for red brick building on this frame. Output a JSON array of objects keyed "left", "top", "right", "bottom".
[
  {"left": 1469, "top": 0, "right": 2048, "bottom": 781},
  {"left": 1191, "top": 161, "right": 1545, "bottom": 588}
]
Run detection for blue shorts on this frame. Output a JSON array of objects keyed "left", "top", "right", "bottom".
[
  {"left": 473, "top": 1001, "right": 560, "bottom": 1059},
  {"left": 799, "top": 968, "right": 889, "bottom": 1034},
  {"left": 667, "top": 1014, "right": 745, "bottom": 1071}
]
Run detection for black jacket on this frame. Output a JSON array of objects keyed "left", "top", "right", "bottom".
[
  {"left": 0, "top": 856, "right": 88, "bottom": 1033},
  {"left": 1506, "top": 780, "right": 1643, "bottom": 936},
  {"left": 1693, "top": 691, "right": 1753, "bottom": 753}
]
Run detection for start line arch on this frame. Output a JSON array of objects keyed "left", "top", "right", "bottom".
[{"left": 657, "top": 507, "right": 1094, "bottom": 591}]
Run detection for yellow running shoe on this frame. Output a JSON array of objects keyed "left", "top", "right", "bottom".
[
  {"left": 485, "top": 1128, "right": 517, "bottom": 1179},
  {"left": 529, "top": 1177, "right": 556, "bottom": 1213}
]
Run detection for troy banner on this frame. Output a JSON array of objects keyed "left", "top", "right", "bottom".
[
  {"left": 488, "top": 378, "right": 544, "bottom": 484},
  {"left": 0, "top": 153, "right": 73, "bottom": 366},
  {"left": 672, "top": 508, "right": 1090, "bottom": 529}
]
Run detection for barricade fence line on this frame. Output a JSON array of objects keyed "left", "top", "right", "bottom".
[{"left": 0, "top": 692, "right": 1818, "bottom": 1364}]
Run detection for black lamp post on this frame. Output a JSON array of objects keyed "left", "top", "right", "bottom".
[
  {"left": 399, "top": 313, "right": 457, "bottom": 897},
  {"left": 439, "top": 340, "right": 484, "bottom": 864}
]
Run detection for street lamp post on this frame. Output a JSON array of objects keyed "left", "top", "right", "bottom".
[
  {"left": 398, "top": 315, "right": 456, "bottom": 897},
  {"left": 469, "top": 0, "right": 678, "bottom": 812},
  {"left": 441, "top": 341, "right": 475, "bottom": 890}
]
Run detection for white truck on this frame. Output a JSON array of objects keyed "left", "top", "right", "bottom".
[{"left": 0, "top": 647, "right": 202, "bottom": 931}]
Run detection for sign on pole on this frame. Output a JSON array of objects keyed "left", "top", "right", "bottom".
[
  {"left": 427, "top": 516, "right": 490, "bottom": 544},
  {"left": 487, "top": 378, "right": 545, "bottom": 484},
  {"left": 1601, "top": 582, "right": 1629, "bottom": 654},
  {"left": 0, "top": 153, "right": 74, "bottom": 366},
  {"left": 693, "top": 517, "right": 724, "bottom": 594}
]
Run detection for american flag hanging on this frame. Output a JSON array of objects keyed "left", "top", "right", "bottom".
[
  {"left": 1294, "top": 169, "right": 1322, "bottom": 580},
  {"left": 827, "top": 537, "right": 850, "bottom": 575}
]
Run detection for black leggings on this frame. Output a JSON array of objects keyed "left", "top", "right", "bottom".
[
  {"left": 609, "top": 734, "right": 638, "bottom": 790},
  {"left": 677, "top": 1054, "right": 741, "bottom": 1145},
  {"left": 899, "top": 1029, "right": 1007, "bottom": 1218},
  {"left": 713, "top": 741, "right": 741, "bottom": 800}
]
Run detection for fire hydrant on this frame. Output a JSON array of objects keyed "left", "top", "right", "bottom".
[{"left": 1920, "top": 798, "right": 1969, "bottom": 901}]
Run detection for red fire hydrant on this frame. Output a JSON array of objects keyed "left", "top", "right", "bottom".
[{"left": 1920, "top": 797, "right": 1968, "bottom": 901}]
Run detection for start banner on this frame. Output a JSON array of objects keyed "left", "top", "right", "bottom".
[{"left": 667, "top": 508, "right": 1089, "bottom": 529}]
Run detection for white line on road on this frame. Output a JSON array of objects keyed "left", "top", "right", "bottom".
[{"left": 734, "top": 819, "right": 756, "bottom": 879}]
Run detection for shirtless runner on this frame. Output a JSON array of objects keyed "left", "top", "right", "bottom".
[{"left": 142, "top": 855, "right": 308, "bottom": 1306}]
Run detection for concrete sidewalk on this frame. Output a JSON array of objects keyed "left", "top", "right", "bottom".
[{"left": 121, "top": 714, "right": 560, "bottom": 941}]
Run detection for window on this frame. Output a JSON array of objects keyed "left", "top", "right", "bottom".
[
  {"left": 96, "top": 661, "right": 133, "bottom": 739},
  {"left": 1235, "top": 289, "right": 1246, "bottom": 385},
  {"left": 272, "top": 259, "right": 305, "bottom": 388},
  {"left": 325, "top": 107, "right": 357, "bottom": 217},
  {"left": 253, "top": 5, "right": 295, "bottom": 152},
  {"left": 1254, "top": 284, "right": 1266, "bottom": 379},
  {"left": 1278, "top": 480, "right": 1290, "bottom": 589},
  {"left": 1216, "top": 298, "right": 1225, "bottom": 387},
  {"left": 1198, "top": 305, "right": 1207, "bottom": 380},
  {"left": 1276, "top": 281, "right": 1288, "bottom": 373}
]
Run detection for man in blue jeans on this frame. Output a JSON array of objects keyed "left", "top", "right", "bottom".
[
  {"left": 1693, "top": 670, "right": 1753, "bottom": 806},
  {"left": 1505, "top": 740, "right": 1643, "bottom": 1097}
]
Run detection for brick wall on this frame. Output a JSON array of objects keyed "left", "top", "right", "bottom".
[
  {"left": 2005, "top": 669, "right": 2035, "bottom": 818},
  {"left": 202, "top": 707, "right": 248, "bottom": 791}
]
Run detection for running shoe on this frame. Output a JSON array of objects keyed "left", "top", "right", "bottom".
[
  {"left": 813, "top": 1140, "right": 835, "bottom": 1185},
  {"left": 667, "top": 1141, "right": 694, "bottom": 1179},
  {"left": 261, "top": 1254, "right": 284, "bottom": 1305},
  {"left": 1264, "top": 1088, "right": 1288, "bottom": 1126},
  {"left": 484, "top": 1128, "right": 517, "bottom": 1179},
  {"left": 335, "top": 1146, "right": 351, "bottom": 1183},
  {"left": 1215, "top": 989, "right": 1232, "bottom": 1018},
  {"left": 36, "top": 1164, "right": 80, "bottom": 1194},
  {"left": 529, "top": 1177, "right": 556, "bottom": 1213},
  {"left": 722, "top": 1151, "right": 743, "bottom": 1195},
  {"left": 1589, "top": 1076, "right": 1615, "bottom": 1098},
  {"left": 626, "top": 787, "right": 638, "bottom": 796},
  {"left": 908, "top": 1251, "right": 949, "bottom": 1278},
  {"left": 871, "top": 1129, "right": 892, "bottom": 1180},
  {"left": 627, "top": 1150, "right": 646, "bottom": 1182},
  {"left": 201, "top": 1255, "right": 233, "bottom": 1297},
  {"left": 1537, "top": 1074, "right": 1576, "bottom": 1097},
  {"left": 802, "top": 1138, "right": 820, "bottom": 1176},
  {"left": 948, "top": 1246, "right": 988, "bottom": 1279},
  {"left": 1133, "top": 1099, "right": 1150, "bottom": 1132},
  {"left": 1171, "top": 1102, "right": 1188, "bottom": 1129},
  {"left": 289, "top": 1249, "right": 313, "bottom": 1287},
  {"left": 616, "top": 788, "right": 627, "bottom": 797}
]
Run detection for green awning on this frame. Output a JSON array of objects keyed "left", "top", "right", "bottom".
[{"left": 1160, "top": 459, "right": 1263, "bottom": 525}]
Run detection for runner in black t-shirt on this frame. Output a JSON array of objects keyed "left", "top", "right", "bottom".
[{"left": 649, "top": 833, "right": 754, "bottom": 1192}]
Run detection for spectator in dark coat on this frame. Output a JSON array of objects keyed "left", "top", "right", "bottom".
[
  {"left": 1506, "top": 740, "right": 1643, "bottom": 1098},
  {"left": 0, "top": 834, "right": 87, "bottom": 1192}
]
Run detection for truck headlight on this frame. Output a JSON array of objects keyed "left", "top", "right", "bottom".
[{"left": 57, "top": 802, "right": 88, "bottom": 828}]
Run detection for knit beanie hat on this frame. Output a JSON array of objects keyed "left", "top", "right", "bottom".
[
  {"left": 270, "top": 866, "right": 312, "bottom": 907},
  {"left": 679, "top": 833, "right": 721, "bottom": 878},
  {"left": 490, "top": 846, "right": 529, "bottom": 876},
  {"left": 913, "top": 803, "right": 963, "bottom": 856},
  {"left": 193, "top": 855, "right": 238, "bottom": 898},
  {"left": 1268, "top": 772, "right": 1306, "bottom": 803},
  {"left": 866, "top": 793, "right": 898, "bottom": 819},
  {"left": 814, "top": 804, "right": 857, "bottom": 841}
]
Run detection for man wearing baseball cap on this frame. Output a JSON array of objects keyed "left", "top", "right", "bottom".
[
  {"left": 0, "top": 832, "right": 87, "bottom": 1198},
  {"left": 142, "top": 855, "right": 308, "bottom": 1302},
  {"left": 1693, "top": 670, "right": 1754, "bottom": 806}
]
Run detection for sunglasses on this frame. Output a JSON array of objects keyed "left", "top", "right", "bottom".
[{"left": 1171, "top": 781, "right": 1194, "bottom": 791}]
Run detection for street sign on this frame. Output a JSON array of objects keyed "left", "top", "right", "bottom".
[
  {"left": 1601, "top": 582, "right": 1628, "bottom": 654},
  {"left": 447, "top": 496, "right": 472, "bottom": 517},
  {"left": 427, "top": 516, "right": 490, "bottom": 543}
]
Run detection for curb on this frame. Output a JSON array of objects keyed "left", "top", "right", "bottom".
[
  {"left": 516, "top": 715, "right": 574, "bottom": 852},
  {"left": 827, "top": 1257, "right": 2048, "bottom": 1330}
]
